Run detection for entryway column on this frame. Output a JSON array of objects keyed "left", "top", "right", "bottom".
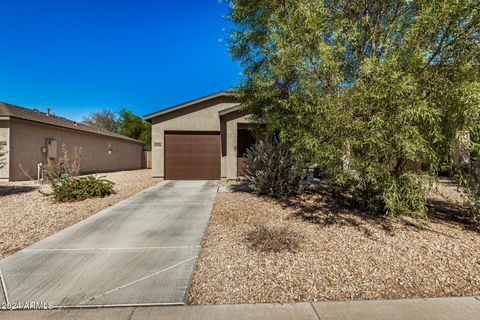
[{"left": 226, "top": 120, "right": 237, "bottom": 180}]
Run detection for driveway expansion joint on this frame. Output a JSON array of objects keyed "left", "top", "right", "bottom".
[{"left": 78, "top": 256, "right": 198, "bottom": 306}]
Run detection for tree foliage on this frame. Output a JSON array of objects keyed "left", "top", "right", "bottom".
[
  {"left": 82, "top": 108, "right": 151, "bottom": 150},
  {"left": 228, "top": 0, "right": 480, "bottom": 217},
  {"left": 82, "top": 109, "right": 118, "bottom": 132},
  {"left": 456, "top": 156, "right": 480, "bottom": 226},
  {"left": 117, "top": 108, "right": 151, "bottom": 150}
]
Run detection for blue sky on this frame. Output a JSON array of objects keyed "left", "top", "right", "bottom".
[{"left": 0, "top": 1, "right": 241, "bottom": 121}]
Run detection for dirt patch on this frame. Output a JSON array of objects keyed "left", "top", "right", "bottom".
[
  {"left": 0, "top": 169, "right": 160, "bottom": 258},
  {"left": 187, "top": 182, "right": 480, "bottom": 304}
]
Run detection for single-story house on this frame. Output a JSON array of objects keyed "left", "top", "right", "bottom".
[
  {"left": 144, "top": 91, "right": 261, "bottom": 180},
  {"left": 0, "top": 102, "right": 144, "bottom": 181}
]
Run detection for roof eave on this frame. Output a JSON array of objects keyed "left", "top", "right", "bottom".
[
  {"left": 218, "top": 104, "right": 243, "bottom": 116},
  {"left": 143, "top": 90, "right": 235, "bottom": 121},
  {"left": 11, "top": 116, "right": 145, "bottom": 144}
]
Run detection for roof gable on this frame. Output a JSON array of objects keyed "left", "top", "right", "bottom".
[{"left": 143, "top": 91, "right": 237, "bottom": 121}]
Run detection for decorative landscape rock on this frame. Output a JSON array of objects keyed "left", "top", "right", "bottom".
[{"left": 188, "top": 187, "right": 480, "bottom": 304}]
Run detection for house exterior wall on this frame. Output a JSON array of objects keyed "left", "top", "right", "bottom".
[
  {"left": 150, "top": 96, "right": 255, "bottom": 180},
  {"left": 0, "top": 120, "right": 10, "bottom": 180},
  {"left": 8, "top": 118, "right": 143, "bottom": 180}
]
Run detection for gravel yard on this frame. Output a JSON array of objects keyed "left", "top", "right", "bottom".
[
  {"left": 0, "top": 169, "right": 159, "bottom": 258},
  {"left": 187, "top": 182, "right": 480, "bottom": 304}
]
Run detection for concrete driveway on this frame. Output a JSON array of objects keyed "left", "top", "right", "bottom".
[{"left": 0, "top": 180, "right": 218, "bottom": 308}]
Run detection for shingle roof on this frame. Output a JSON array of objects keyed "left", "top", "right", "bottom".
[{"left": 0, "top": 102, "right": 144, "bottom": 144}]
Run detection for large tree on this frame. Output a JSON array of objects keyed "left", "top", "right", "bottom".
[
  {"left": 82, "top": 109, "right": 118, "bottom": 132},
  {"left": 228, "top": 0, "right": 480, "bottom": 217}
]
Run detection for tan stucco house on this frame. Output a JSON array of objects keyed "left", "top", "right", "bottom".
[
  {"left": 144, "top": 91, "right": 259, "bottom": 180},
  {"left": 0, "top": 102, "right": 144, "bottom": 181}
]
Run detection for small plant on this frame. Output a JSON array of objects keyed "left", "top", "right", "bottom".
[
  {"left": 43, "top": 143, "right": 114, "bottom": 202},
  {"left": 43, "top": 144, "right": 83, "bottom": 181},
  {"left": 246, "top": 222, "right": 301, "bottom": 253},
  {"left": 51, "top": 176, "right": 115, "bottom": 202},
  {"left": 245, "top": 140, "right": 304, "bottom": 199}
]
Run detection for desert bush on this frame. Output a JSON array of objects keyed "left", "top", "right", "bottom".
[
  {"left": 246, "top": 222, "right": 301, "bottom": 253},
  {"left": 51, "top": 176, "right": 115, "bottom": 202},
  {"left": 245, "top": 140, "right": 304, "bottom": 199}
]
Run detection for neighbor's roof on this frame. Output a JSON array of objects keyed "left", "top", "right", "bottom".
[
  {"left": 0, "top": 102, "right": 144, "bottom": 144},
  {"left": 143, "top": 91, "right": 236, "bottom": 121}
]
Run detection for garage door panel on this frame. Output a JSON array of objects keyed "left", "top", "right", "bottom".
[{"left": 165, "top": 132, "right": 221, "bottom": 180}]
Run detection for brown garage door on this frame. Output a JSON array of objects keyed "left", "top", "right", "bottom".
[{"left": 165, "top": 132, "right": 221, "bottom": 180}]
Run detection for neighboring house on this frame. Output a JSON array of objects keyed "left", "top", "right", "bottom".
[
  {"left": 144, "top": 91, "right": 261, "bottom": 180},
  {"left": 0, "top": 102, "right": 144, "bottom": 181}
]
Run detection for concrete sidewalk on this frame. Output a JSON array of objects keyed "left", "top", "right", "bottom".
[{"left": 1, "top": 297, "right": 479, "bottom": 319}]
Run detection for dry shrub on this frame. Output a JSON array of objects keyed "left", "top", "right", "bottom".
[
  {"left": 246, "top": 222, "right": 301, "bottom": 253},
  {"left": 43, "top": 144, "right": 83, "bottom": 181}
]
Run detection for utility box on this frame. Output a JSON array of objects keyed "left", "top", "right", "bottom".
[{"left": 46, "top": 139, "right": 57, "bottom": 159}]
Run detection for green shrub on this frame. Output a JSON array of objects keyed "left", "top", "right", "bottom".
[
  {"left": 456, "top": 159, "right": 480, "bottom": 227},
  {"left": 331, "top": 167, "right": 429, "bottom": 218},
  {"left": 245, "top": 141, "right": 304, "bottom": 199},
  {"left": 51, "top": 176, "right": 115, "bottom": 202}
]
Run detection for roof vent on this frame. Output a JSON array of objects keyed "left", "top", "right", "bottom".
[{"left": 46, "top": 107, "right": 51, "bottom": 116}]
